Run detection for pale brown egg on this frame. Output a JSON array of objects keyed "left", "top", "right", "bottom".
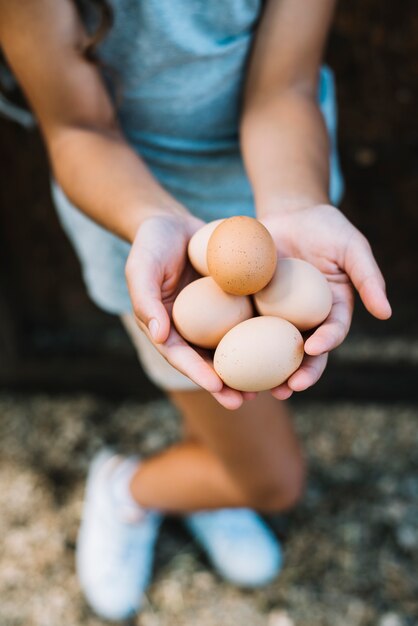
[
  {"left": 188, "top": 219, "right": 224, "bottom": 276},
  {"left": 207, "top": 216, "right": 277, "bottom": 295},
  {"left": 172, "top": 276, "right": 253, "bottom": 349},
  {"left": 214, "top": 316, "right": 304, "bottom": 392},
  {"left": 213, "top": 316, "right": 303, "bottom": 391},
  {"left": 254, "top": 258, "right": 332, "bottom": 331}
]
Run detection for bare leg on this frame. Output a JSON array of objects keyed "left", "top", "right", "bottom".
[{"left": 130, "top": 390, "right": 305, "bottom": 513}]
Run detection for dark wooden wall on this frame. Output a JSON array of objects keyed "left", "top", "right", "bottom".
[{"left": 0, "top": 0, "right": 417, "bottom": 400}]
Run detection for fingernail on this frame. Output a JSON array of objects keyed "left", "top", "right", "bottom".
[{"left": 148, "top": 318, "right": 159, "bottom": 341}]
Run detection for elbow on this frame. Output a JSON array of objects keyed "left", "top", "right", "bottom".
[{"left": 241, "top": 76, "right": 319, "bottom": 126}]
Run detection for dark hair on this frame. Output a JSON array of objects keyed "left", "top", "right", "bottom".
[{"left": 0, "top": 0, "right": 115, "bottom": 122}]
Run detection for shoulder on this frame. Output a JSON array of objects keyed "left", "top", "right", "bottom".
[
  {"left": 0, "top": 0, "right": 87, "bottom": 55},
  {"left": 0, "top": 0, "right": 116, "bottom": 136}
]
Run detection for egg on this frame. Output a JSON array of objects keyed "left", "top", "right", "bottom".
[
  {"left": 188, "top": 219, "right": 224, "bottom": 275},
  {"left": 207, "top": 216, "right": 277, "bottom": 295},
  {"left": 172, "top": 276, "right": 253, "bottom": 349},
  {"left": 254, "top": 258, "right": 333, "bottom": 331},
  {"left": 214, "top": 316, "right": 304, "bottom": 391}
]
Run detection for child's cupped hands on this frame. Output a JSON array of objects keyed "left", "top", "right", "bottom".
[
  {"left": 125, "top": 205, "right": 391, "bottom": 409},
  {"left": 260, "top": 204, "right": 392, "bottom": 400},
  {"left": 125, "top": 213, "right": 254, "bottom": 410}
]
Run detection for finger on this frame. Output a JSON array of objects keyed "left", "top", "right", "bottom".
[
  {"left": 345, "top": 233, "right": 392, "bottom": 320},
  {"left": 287, "top": 352, "right": 328, "bottom": 392},
  {"left": 270, "top": 384, "right": 294, "bottom": 401},
  {"left": 304, "top": 282, "right": 354, "bottom": 356},
  {"left": 126, "top": 252, "right": 171, "bottom": 343},
  {"left": 242, "top": 391, "right": 258, "bottom": 401},
  {"left": 213, "top": 387, "right": 244, "bottom": 411},
  {"left": 134, "top": 317, "right": 223, "bottom": 393},
  {"left": 161, "top": 332, "right": 224, "bottom": 393},
  {"left": 195, "top": 351, "right": 257, "bottom": 402}
]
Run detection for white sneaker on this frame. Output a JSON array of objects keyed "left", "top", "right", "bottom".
[
  {"left": 76, "top": 449, "right": 162, "bottom": 621},
  {"left": 184, "top": 508, "right": 283, "bottom": 587}
]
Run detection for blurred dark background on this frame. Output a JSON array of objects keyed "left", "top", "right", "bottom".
[{"left": 0, "top": 0, "right": 417, "bottom": 403}]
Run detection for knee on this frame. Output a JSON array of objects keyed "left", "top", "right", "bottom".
[{"left": 244, "top": 457, "right": 307, "bottom": 513}]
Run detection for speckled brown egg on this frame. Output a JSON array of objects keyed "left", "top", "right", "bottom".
[
  {"left": 188, "top": 219, "right": 224, "bottom": 276},
  {"left": 214, "top": 316, "right": 304, "bottom": 391},
  {"left": 207, "top": 216, "right": 277, "bottom": 295},
  {"left": 172, "top": 276, "right": 253, "bottom": 349},
  {"left": 254, "top": 258, "right": 333, "bottom": 331}
]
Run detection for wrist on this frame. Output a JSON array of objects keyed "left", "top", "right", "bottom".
[
  {"left": 123, "top": 200, "right": 194, "bottom": 244},
  {"left": 255, "top": 192, "right": 330, "bottom": 219},
  {"left": 129, "top": 205, "right": 203, "bottom": 247}
]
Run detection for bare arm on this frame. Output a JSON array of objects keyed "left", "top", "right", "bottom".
[
  {"left": 241, "top": 0, "right": 336, "bottom": 214},
  {"left": 240, "top": 0, "right": 391, "bottom": 398},
  {"left": 0, "top": 0, "right": 245, "bottom": 408},
  {"left": 0, "top": 0, "right": 189, "bottom": 243}
]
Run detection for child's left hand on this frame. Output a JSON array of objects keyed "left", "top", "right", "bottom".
[{"left": 260, "top": 204, "right": 392, "bottom": 400}]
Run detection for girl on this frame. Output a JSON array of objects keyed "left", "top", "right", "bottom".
[{"left": 0, "top": 0, "right": 391, "bottom": 620}]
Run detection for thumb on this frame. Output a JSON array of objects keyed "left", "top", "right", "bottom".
[
  {"left": 125, "top": 251, "right": 171, "bottom": 344},
  {"left": 344, "top": 232, "right": 392, "bottom": 320}
]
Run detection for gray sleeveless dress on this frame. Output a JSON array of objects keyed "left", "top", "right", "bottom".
[{"left": 52, "top": 0, "right": 343, "bottom": 314}]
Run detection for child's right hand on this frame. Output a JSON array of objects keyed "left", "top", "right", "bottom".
[{"left": 125, "top": 214, "right": 252, "bottom": 410}]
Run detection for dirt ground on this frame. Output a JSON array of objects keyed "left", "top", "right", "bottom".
[{"left": 0, "top": 393, "right": 417, "bottom": 626}]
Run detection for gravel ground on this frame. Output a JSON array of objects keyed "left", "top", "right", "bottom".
[{"left": 0, "top": 393, "right": 417, "bottom": 626}]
